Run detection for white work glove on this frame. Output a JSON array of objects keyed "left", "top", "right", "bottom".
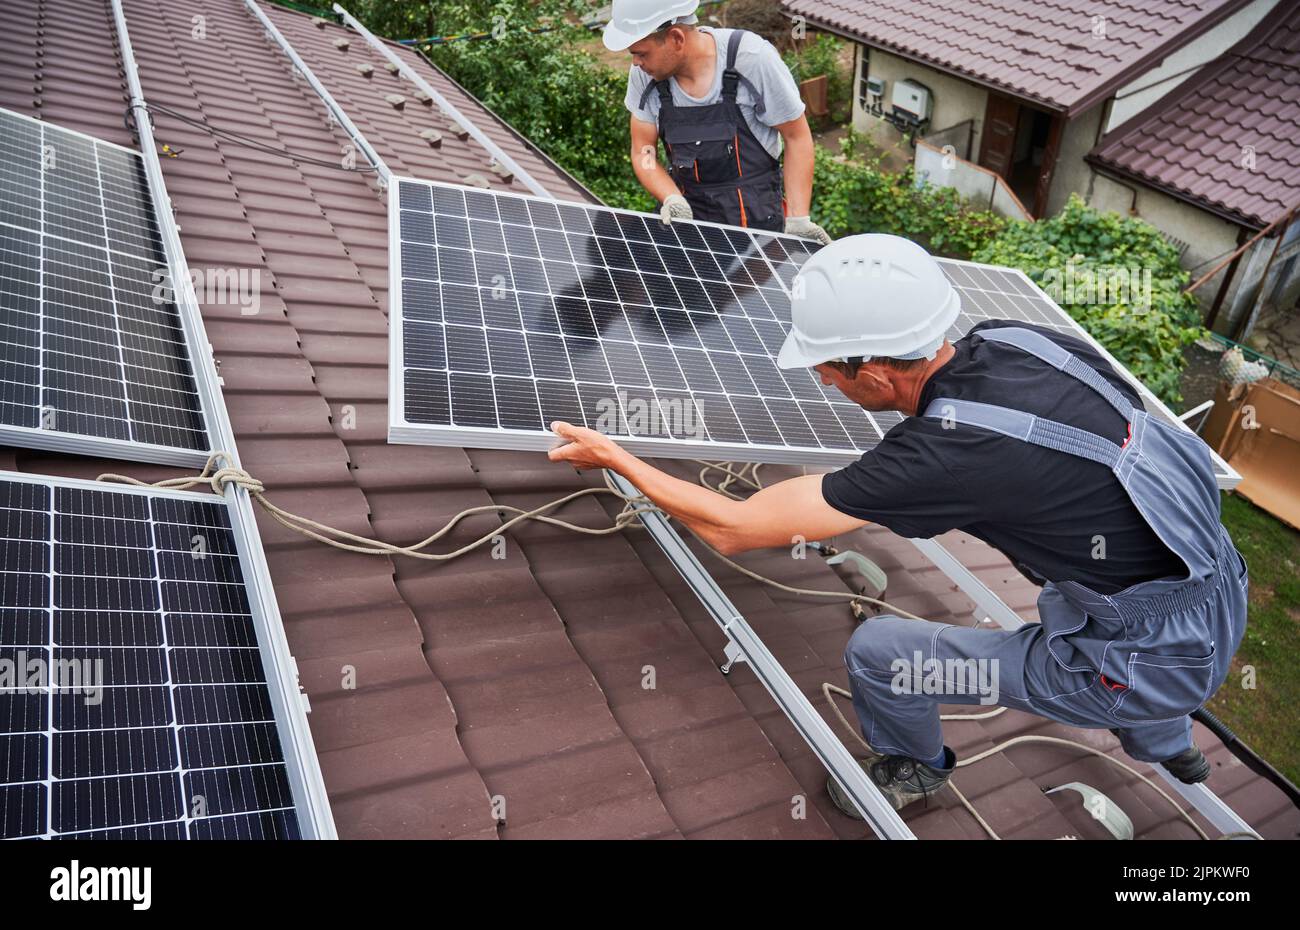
[
  {"left": 785, "top": 215, "right": 833, "bottom": 245},
  {"left": 659, "top": 193, "right": 693, "bottom": 225}
]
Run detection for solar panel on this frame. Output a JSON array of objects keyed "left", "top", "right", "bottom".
[
  {"left": 0, "top": 472, "right": 306, "bottom": 839},
  {"left": 0, "top": 107, "right": 215, "bottom": 466},
  {"left": 388, "top": 178, "right": 1237, "bottom": 486}
]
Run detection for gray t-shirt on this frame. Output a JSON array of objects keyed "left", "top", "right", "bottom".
[{"left": 623, "top": 27, "right": 805, "bottom": 161}]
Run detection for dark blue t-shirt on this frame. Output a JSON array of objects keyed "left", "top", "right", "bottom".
[{"left": 822, "top": 320, "right": 1185, "bottom": 594}]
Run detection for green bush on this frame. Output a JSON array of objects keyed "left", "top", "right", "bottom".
[
  {"left": 810, "top": 145, "right": 1005, "bottom": 257},
  {"left": 782, "top": 32, "right": 850, "bottom": 122},
  {"left": 973, "top": 195, "right": 1202, "bottom": 405}
]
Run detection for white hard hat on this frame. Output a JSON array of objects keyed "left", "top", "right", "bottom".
[
  {"left": 603, "top": 0, "right": 700, "bottom": 51},
  {"left": 776, "top": 234, "right": 960, "bottom": 369}
]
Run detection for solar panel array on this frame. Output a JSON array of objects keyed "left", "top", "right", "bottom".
[
  {"left": 390, "top": 177, "right": 906, "bottom": 465},
  {"left": 0, "top": 107, "right": 212, "bottom": 463},
  {"left": 390, "top": 178, "right": 1235, "bottom": 482},
  {"left": 0, "top": 475, "right": 301, "bottom": 840}
]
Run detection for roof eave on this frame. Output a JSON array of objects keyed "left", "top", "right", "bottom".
[{"left": 1084, "top": 158, "right": 1268, "bottom": 230}]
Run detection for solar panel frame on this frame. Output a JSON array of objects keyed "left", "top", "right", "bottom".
[
  {"left": 388, "top": 178, "right": 1239, "bottom": 488},
  {"left": 0, "top": 470, "right": 327, "bottom": 839},
  {"left": 0, "top": 107, "right": 219, "bottom": 468}
]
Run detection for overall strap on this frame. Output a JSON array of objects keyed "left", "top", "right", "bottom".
[
  {"left": 974, "top": 327, "right": 1135, "bottom": 419},
  {"left": 923, "top": 398, "right": 1126, "bottom": 469},
  {"left": 720, "top": 29, "right": 765, "bottom": 112},
  {"left": 638, "top": 79, "right": 673, "bottom": 113}
]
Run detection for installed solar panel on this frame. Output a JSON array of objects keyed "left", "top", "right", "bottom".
[
  {"left": 0, "top": 473, "right": 305, "bottom": 839},
  {"left": 0, "top": 107, "right": 214, "bottom": 466},
  {"left": 389, "top": 178, "right": 1237, "bottom": 485}
]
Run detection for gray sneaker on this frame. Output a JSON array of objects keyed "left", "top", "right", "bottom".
[{"left": 826, "top": 748, "right": 955, "bottom": 818}]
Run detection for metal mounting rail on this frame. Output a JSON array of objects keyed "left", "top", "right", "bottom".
[
  {"left": 243, "top": 0, "right": 392, "bottom": 187},
  {"left": 111, "top": 0, "right": 337, "bottom": 840},
  {"left": 332, "top": 3, "right": 551, "bottom": 198},
  {"left": 606, "top": 471, "right": 914, "bottom": 839},
  {"left": 908, "top": 537, "right": 1259, "bottom": 838}
]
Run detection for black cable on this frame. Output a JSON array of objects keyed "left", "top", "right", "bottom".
[
  {"left": 125, "top": 102, "right": 379, "bottom": 173},
  {"left": 1192, "top": 706, "right": 1300, "bottom": 810}
]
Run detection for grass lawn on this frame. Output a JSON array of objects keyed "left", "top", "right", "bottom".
[{"left": 1208, "top": 493, "right": 1300, "bottom": 785}]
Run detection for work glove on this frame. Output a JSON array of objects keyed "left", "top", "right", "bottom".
[
  {"left": 785, "top": 215, "right": 833, "bottom": 245},
  {"left": 659, "top": 193, "right": 693, "bottom": 225}
]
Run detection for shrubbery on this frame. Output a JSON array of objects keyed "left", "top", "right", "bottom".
[
  {"left": 810, "top": 143, "right": 1006, "bottom": 257},
  {"left": 973, "top": 195, "right": 1202, "bottom": 405}
]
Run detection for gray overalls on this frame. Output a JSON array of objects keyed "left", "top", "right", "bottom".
[
  {"left": 639, "top": 29, "right": 785, "bottom": 231},
  {"left": 843, "top": 327, "right": 1249, "bottom": 764}
]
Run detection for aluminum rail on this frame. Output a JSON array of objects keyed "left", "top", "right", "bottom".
[
  {"left": 110, "top": 0, "right": 337, "bottom": 840},
  {"left": 243, "top": 0, "right": 392, "bottom": 187},
  {"left": 332, "top": 3, "right": 551, "bottom": 197},
  {"left": 607, "top": 471, "right": 914, "bottom": 839}
]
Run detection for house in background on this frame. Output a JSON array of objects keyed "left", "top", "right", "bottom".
[
  {"left": 1087, "top": 1, "right": 1300, "bottom": 344},
  {"left": 781, "top": 0, "right": 1297, "bottom": 335}
]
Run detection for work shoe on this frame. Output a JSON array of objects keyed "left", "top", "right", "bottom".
[
  {"left": 826, "top": 748, "right": 955, "bottom": 818},
  {"left": 1109, "top": 729, "right": 1211, "bottom": 785},
  {"left": 1161, "top": 746, "right": 1211, "bottom": 784}
]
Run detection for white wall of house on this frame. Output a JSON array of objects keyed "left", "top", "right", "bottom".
[
  {"left": 1045, "top": 105, "right": 1105, "bottom": 216},
  {"left": 851, "top": 46, "right": 989, "bottom": 158},
  {"left": 1106, "top": 0, "right": 1282, "bottom": 131},
  {"left": 1089, "top": 172, "right": 1257, "bottom": 329}
]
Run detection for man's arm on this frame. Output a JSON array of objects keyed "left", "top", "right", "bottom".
[
  {"left": 547, "top": 421, "right": 868, "bottom": 554},
  {"left": 775, "top": 113, "right": 815, "bottom": 216},
  {"left": 630, "top": 116, "right": 680, "bottom": 204}
]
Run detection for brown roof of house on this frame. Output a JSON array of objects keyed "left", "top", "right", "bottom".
[
  {"left": 1087, "top": 0, "right": 1300, "bottom": 229},
  {"left": 782, "top": 0, "right": 1256, "bottom": 115},
  {"left": 1, "top": 0, "right": 1297, "bottom": 839}
]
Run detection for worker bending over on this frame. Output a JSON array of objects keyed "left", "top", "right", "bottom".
[
  {"left": 605, "top": 0, "right": 830, "bottom": 243},
  {"left": 547, "top": 234, "right": 1248, "bottom": 815}
]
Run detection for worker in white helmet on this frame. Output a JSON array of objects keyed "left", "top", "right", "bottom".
[
  {"left": 548, "top": 233, "right": 1246, "bottom": 817},
  {"left": 604, "top": 0, "right": 831, "bottom": 243}
]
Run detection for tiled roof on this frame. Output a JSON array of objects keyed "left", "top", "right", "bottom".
[
  {"left": 2, "top": 0, "right": 1297, "bottom": 839},
  {"left": 1087, "top": 0, "right": 1300, "bottom": 229},
  {"left": 782, "top": 0, "right": 1255, "bottom": 114}
]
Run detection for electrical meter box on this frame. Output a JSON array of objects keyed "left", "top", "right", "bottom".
[
  {"left": 865, "top": 76, "right": 885, "bottom": 97},
  {"left": 890, "top": 79, "right": 932, "bottom": 123}
]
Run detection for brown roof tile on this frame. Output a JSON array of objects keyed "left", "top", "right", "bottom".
[
  {"left": 1087, "top": 0, "right": 1300, "bottom": 228},
  {"left": 782, "top": 0, "right": 1255, "bottom": 114}
]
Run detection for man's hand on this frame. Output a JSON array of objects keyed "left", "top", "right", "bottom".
[
  {"left": 547, "top": 421, "right": 626, "bottom": 471},
  {"left": 785, "top": 215, "right": 832, "bottom": 245},
  {"left": 660, "top": 193, "right": 693, "bottom": 225}
]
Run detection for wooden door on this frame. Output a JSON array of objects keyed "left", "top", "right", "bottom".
[
  {"left": 1032, "top": 114, "right": 1065, "bottom": 218},
  {"left": 977, "top": 93, "right": 1020, "bottom": 177}
]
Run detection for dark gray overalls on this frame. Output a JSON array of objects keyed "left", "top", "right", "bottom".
[
  {"left": 844, "top": 327, "right": 1249, "bottom": 764},
  {"left": 639, "top": 29, "right": 785, "bottom": 231}
]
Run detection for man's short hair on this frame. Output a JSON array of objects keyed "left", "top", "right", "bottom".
[
  {"left": 826, "top": 356, "right": 927, "bottom": 379},
  {"left": 649, "top": 21, "right": 695, "bottom": 41}
]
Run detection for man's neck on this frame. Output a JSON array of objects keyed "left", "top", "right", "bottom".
[
  {"left": 896, "top": 343, "right": 956, "bottom": 416},
  {"left": 674, "top": 29, "right": 716, "bottom": 91}
]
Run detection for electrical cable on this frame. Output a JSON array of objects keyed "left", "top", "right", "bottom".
[{"left": 99, "top": 454, "right": 1266, "bottom": 838}]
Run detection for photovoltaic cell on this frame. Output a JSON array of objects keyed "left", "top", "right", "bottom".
[
  {"left": 0, "top": 474, "right": 302, "bottom": 840},
  {"left": 0, "top": 107, "right": 212, "bottom": 463},
  {"left": 389, "top": 178, "right": 1236, "bottom": 482}
]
